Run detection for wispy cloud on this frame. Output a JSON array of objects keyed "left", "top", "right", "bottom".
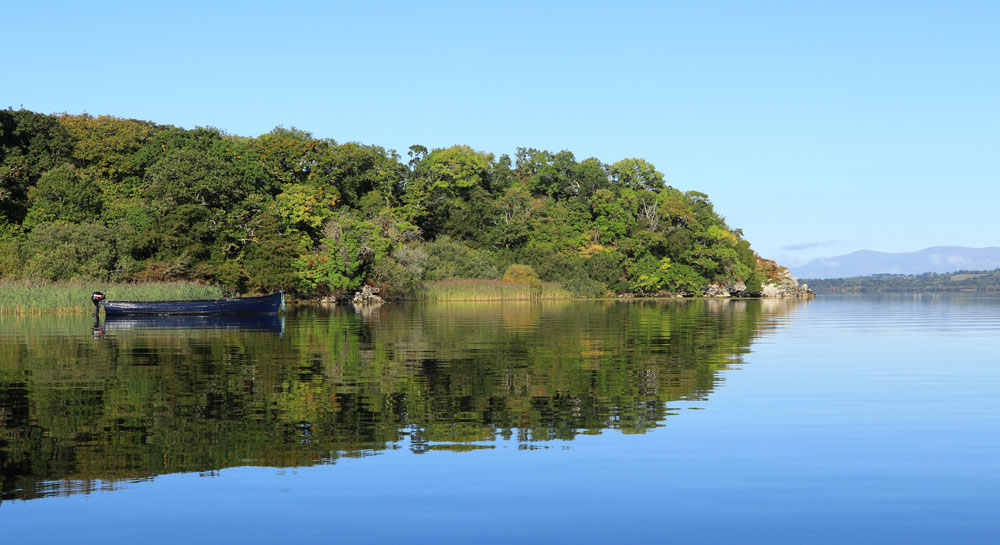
[{"left": 782, "top": 241, "right": 838, "bottom": 251}]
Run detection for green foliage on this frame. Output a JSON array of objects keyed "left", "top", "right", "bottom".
[
  {"left": 503, "top": 264, "right": 541, "bottom": 285},
  {"left": 57, "top": 114, "right": 160, "bottom": 193},
  {"left": 295, "top": 215, "right": 391, "bottom": 293},
  {"left": 502, "top": 264, "right": 544, "bottom": 298},
  {"left": 23, "top": 164, "right": 103, "bottom": 228},
  {"left": 743, "top": 269, "right": 766, "bottom": 294},
  {"left": 326, "top": 142, "right": 405, "bottom": 207},
  {"left": 422, "top": 236, "right": 500, "bottom": 281},
  {"left": 134, "top": 204, "right": 214, "bottom": 275},
  {"left": 628, "top": 256, "right": 709, "bottom": 294},
  {"left": 805, "top": 269, "right": 1000, "bottom": 294},
  {"left": 589, "top": 189, "right": 630, "bottom": 243},
  {"left": 518, "top": 250, "right": 605, "bottom": 298},
  {"left": 240, "top": 213, "right": 300, "bottom": 293},
  {"left": 585, "top": 249, "right": 627, "bottom": 292},
  {"left": 2, "top": 108, "right": 783, "bottom": 299},
  {"left": 517, "top": 148, "right": 579, "bottom": 199},
  {"left": 0, "top": 235, "right": 23, "bottom": 279},
  {"left": 21, "top": 222, "right": 116, "bottom": 281},
  {"left": 422, "top": 145, "right": 491, "bottom": 193},
  {"left": 369, "top": 256, "right": 420, "bottom": 298},
  {"left": 609, "top": 158, "right": 665, "bottom": 192}
]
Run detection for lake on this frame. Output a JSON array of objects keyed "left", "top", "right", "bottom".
[{"left": 1, "top": 296, "right": 998, "bottom": 543}]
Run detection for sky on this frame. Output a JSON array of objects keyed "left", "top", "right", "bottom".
[{"left": 4, "top": 0, "right": 998, "bottom": 266}]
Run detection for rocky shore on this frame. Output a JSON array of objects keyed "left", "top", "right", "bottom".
[
  {"left": 704, "top": 270, "right": 814, "bottom": 298},
  {"left": 758, "top": 271, "right": 815, "bottom": 298}
]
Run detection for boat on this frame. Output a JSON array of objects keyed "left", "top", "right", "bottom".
[{"left": 92, "top": 291, "right": 284, "bottom": 316}]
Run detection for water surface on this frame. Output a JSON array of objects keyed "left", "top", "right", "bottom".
[{"left": 1, "top": 296, "right": 997, "bottom": 543}]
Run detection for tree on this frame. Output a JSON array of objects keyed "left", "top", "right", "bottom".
[
  {"left": 589, "top": 189, "right": 630, "bottom": 243},
  {"left": 609, "top": 158, "right": 665, "bottom": 192},
  {"left": 23, "top": 164, "right": 103, "bottom": 228},
  {"left": 251, "top": 126, "right": 328, "bottom": 186},
  {"left": 321, "top": 142, "right": 406, "bottom": 208},
  {"left": 22, "top": 221, "right": 116, "bottom": 280},
  {"left": 0, "top": 109, "right": 76, "bottom": 225},
  {"left": 407, "top": 145, "right": 494, "bottom": 238},
  {"left": 133, "top": 204, "right": 214, "bottom": 277},
  {"left": 515, "top": 148, "right": 579, "bottom": 199},
  {"left": 275, "top": 183, "right": 338, "bottom": 247},
  {"left": 571, "top": 157, "right": 609, "bottom": 200},
  {"left": 419, "top": 145, "right": 491, "bottom": 195},
  {"left": 295, "top": 215, "right": 391, "bottom": 294},
  {"left": 57, "top": 114, "right": 160, "bottom": 195}
]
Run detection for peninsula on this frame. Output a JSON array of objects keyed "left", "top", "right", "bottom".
[{"left": 0, "top": 109, "right": 809, "bottom": 302}]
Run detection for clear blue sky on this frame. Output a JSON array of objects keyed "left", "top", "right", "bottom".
[{"left": 4, "top": 1, "right": 998, "bottom": 266}]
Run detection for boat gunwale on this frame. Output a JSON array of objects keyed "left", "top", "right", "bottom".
[{"left": 102, "top": 293, "right": 281, "bottom": 305}]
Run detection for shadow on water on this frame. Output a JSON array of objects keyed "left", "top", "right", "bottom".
[{"left": 0, "top": 298, "right": 806, "bottom": 502}]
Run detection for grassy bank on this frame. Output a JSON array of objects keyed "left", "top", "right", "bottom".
[
  {"left": 0, "top": 280, "right": 226, "bottom": 315},
  {"left": 416, "top": 279, "right": 574, "bottom": 301}
]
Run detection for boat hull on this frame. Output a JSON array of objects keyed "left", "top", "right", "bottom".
[{"left": 102, "top": 292, "right": 283, "bottom": 316}]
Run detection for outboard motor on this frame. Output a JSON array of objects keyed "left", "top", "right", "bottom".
[{"left": 91, "top": 292, "right": 105, "bottom": 315}]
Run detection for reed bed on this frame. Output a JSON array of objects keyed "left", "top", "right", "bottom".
[
  {"left": 0, "top": 280, "right": 226, "bottom": 315},
  {"left": 417, "top": 279, "right": 573, "bottom": 301}
]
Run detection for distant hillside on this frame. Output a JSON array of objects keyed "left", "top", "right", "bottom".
[
  {"left": 792, "top": 246, "right": 1000, "bottom": 279},
  {"left": 805, "top": 269, "right": 1000, "bottom": 294}
]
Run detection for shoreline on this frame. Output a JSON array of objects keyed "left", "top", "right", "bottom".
[{"left": 0, "top": 279, "right": 813, "bottom": 315}]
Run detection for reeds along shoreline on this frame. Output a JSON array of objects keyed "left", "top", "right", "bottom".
[
  {"left": 0, "top": 278, "right": 573, "bottom": 314},
  {"left": 416, "top": 279, "right": 573, "bottom": 301},
  {"left": 0, "top": 280, "right": 226, "bottom": 315}
]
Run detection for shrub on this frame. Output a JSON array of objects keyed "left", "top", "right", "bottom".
[
  {"left": 22, "top": 221, "right": 116, "bottom": 281},
  {"left": 503, "top": 264, "right": 540, "bottom": 285},
  {"left": 628, "top": 255, "right": 707, "bottom": 295},
  {"left": 585, "top": 249, "right": 627, "bottom": 292},
  {"left": 422, "top": 236, "right": 499, "bottom": 280},
  {"left": 0, "top": 236, "right": 23, "bottom": 279},
  {"left": 503, "top": 264, "right": 542, "bottom": 297},
  {"left": 743, "top": 269, "right": 765, "bottom": 295},
  {"left": 370, "top": 256, "right": 420, "bottom": 298}
]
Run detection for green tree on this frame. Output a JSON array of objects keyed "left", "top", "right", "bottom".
[
  {"left": 589, "top": 189, "right": 630, "bottom": 243},
  {"left": 57, "top": 114, "right": 160, "bottom": 196},
  {"left": 609, "top": 158, "right": 665, "bottom": 192},
  {"left": 0, "top": 109, "right": 75, "bottom": 226},
  {"left": 22, "top": 221, "right": 116, "bottom": 280},
  {"left": 295, "top": 215, "right": 391, "bottom": 294},
  {"left": 23, "top": 164, "right": 103, "bottom": 228}
]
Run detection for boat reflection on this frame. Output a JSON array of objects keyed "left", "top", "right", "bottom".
[{"left": 101, "top": 313, "right": 284, "bottom": 334}]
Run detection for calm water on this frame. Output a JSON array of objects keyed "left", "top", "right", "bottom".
[{"left": 1, "top": 296, "right": 998, "bottom": 543}]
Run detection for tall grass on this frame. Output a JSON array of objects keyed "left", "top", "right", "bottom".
[
  {"left": 0, "top": 280, "right": 226, "bottom": 315},
  {"left": 416, "top": 279, "right": 573, "bottom": 301}
]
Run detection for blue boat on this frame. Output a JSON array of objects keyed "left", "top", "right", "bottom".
[{"left": 92, "top": 291, "right": 284, "bottom": 316}]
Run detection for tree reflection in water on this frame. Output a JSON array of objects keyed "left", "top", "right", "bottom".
[{"left": 0, "top": 299, "right": 805, "bottom": 501}]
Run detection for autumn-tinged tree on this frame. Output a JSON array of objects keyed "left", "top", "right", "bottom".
[{"left": 1, "top": 109, "right": 777, "bottom": 297}]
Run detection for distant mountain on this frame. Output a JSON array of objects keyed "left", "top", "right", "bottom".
[{"left": 792, "top": 246, "right": 1000, "bottom": 279}]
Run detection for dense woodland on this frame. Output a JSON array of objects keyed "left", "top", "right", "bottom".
[
  {"left": 805, "top": 270, "right": 1000, "bottom": 294},
  {"left": 0, "top": 108, "right": 778, "bottom": 298}
]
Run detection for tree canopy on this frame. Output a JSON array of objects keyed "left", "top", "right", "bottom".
[{"left": 0, "top": 108, "right": 775, "bottom": 298}]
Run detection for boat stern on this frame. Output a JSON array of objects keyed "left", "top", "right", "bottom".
[{"left": 91, "top": 291, "right": 105, "bottom": 314}]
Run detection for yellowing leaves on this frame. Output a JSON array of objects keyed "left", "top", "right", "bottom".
[{"left": 706, "top": 225, "right": 738, "bottom": 244}]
